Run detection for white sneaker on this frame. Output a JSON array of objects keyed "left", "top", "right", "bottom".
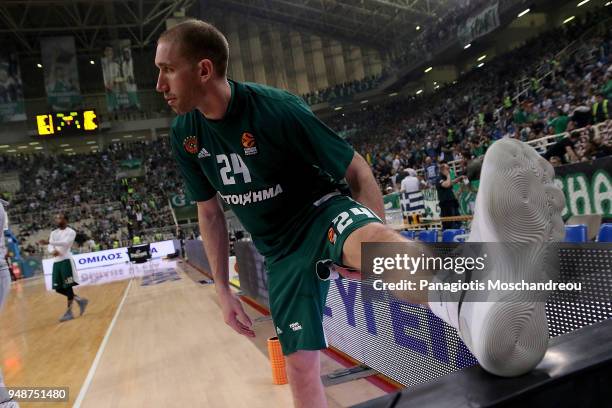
[{"left": 429, "top": 137, "right": 565, "bottom": 377}]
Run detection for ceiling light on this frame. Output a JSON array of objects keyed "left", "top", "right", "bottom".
[
  {"left": 64, "top": 148, "right": 73, "bottom": 151},
  {"left": 123, "top": 134, "right": 133, "bottom": 138},
  {"left": 388, "top": 92, "right": 398, "bottom": 97},
  {"left": 111, "top": 138, "right": 120, "bottom": 142},
  {"left": 334, "top": 106, "right": 343, "bottom": 111},
  {"left": 90, "top": 60, "right": 95, "bottom": 65},
  {"left": 424, "top": 67, "right": 433, "bottom": 73},
  {"left": 36, "top": 63, "right": 42, "bottom": 68},
  {"left": 7, "top": 149, "right": 16, "bottom": 153},
  {"left": 477, "top": 55, "right": 486, "bottom": 61},
  {"left": 416, "top": 25, "right": 421, "bottom": 31},
  {"left": 60, "top": 144, "right": 70, "bottom": 147},
  {"left": 464, "top": 43, "right": 471, "bottom": 49},
  {"left": 86, "top": 141, "right": 96, "bottom": 144},
  {"left": 360, "top": 100, "right": 368, "bottom": 104},
  {"left": 517, "top": 8, "right": 530, "bottom": 18},
  {"left": 563, "top": 16, "right": 575, "bottom": 24},
  {"left": 416, "top": 89, "right": 423, "bottom": 95},
  {"left": 34, "top": 147, "right": 43, "bottom": 150},
  {"left": 29, "top": 142, "right": 39, "bottom": 145},
  {"left": 478, "top": 62, "right": 485, "bottom": 68},
  {"left": 0, "top": 145, "right": 9, "bottom": 149},
  {"left": 577, "top": 0, "right": 590, "bottom": 7}
]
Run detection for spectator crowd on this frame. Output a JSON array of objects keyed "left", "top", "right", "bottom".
[
  {"left": 325, "top": 8, "right": 612, "bottom": 191},
  {"left": 1, "top": 139, "right": 177, "bottom": 252}
]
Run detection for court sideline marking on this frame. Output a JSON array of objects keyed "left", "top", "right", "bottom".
[{"left": 73, "top": 278, "right": 133, "bottom": 408}]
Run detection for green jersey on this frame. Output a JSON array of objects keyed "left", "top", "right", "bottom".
[{"left": 170, "top": 80, "right": 354, "bottom": 258}]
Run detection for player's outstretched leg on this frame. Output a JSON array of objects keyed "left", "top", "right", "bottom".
[{"left": 429, "top": 137, "right": 565, "bottom": 376}]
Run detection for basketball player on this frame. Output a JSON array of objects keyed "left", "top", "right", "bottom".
[
  {"left": 156, "top": 20, "right": 564, "bottom": 407},
  {"left": 0, "top": 200, "right": 19, "bottom": 407},
  {"left": 38, "top": 214, "right": 88, "bottom": 322}
]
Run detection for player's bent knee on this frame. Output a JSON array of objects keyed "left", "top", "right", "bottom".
[{"left": 285, "top": 350, "right": 320, "bottom": 377}]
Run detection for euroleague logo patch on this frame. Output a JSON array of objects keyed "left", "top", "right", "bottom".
[
  {"left": 183, "top": 136, "right": 199, "bottom": 155},
  {"left": 241, "top": 132, "right": 258, "bottom": 156},
  {"left": 327, "top": 227, "right": 336, "bottom": 245}
]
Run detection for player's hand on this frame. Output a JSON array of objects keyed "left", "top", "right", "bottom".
[
  {"left": 52, "top": 250, "right": 60, "bottom": 257},
  {"left": 38, "top": 239, "right": 49, "bottom": 245},
  {"left": 217, "top": 289, "right": 255, "bottom": 338}
]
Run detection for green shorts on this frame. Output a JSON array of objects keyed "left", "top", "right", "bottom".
[
  {"left": 266, "top": 194, "right": 382, "bottom": 355},
  {"left": 52, "top": 259, "right": 78, "bottom": 290}
]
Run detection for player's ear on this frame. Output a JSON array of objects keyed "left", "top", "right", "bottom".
[{"left": 198, "top": 59, "right": 214, "bottom": 82}]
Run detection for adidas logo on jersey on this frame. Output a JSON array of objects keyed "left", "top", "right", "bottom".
[
  {"left": 289, "top": 322, "right": 302, "bottom": 332},
  {"left": 198, "top": 147, "right": 211, "bottom": 159}
]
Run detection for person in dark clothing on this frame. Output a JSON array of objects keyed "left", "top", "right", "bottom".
[
  {"left": 542, "top": 131, "right": 579, "bottom": 164},
  {"left": 437, "top": 161, "right": 465, "bottom": 229},
  {"left": 571, "top": 103, "right": 592, "bottom": 129}
]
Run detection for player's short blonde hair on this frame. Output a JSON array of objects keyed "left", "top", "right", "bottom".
[{"left": 159, "top": 19, "right": 229, "bottom": 77}]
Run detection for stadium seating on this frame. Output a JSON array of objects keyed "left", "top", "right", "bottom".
[
  {"left": 598, "top": 223, "right": 612, "bottom": 242},
  {"left": 442, "top": 229, "right": 466, "bottom": 243},
  {"left": 400, "top": 230, "right": 416, "bottom": 240},
  {"left": 418, "top": 230, "right": 438, "bottom": 243},
  {"left": 565, "top": 224, "right": 588, "bottom": 243}
]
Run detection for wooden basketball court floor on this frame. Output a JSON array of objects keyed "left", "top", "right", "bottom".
[{"left": 0, "top": 260, "right": 386, "bottom": 407}]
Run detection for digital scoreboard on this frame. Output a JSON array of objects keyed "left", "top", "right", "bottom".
[{"left": 36, "top": 109, "right": 98, "bottom": 136}]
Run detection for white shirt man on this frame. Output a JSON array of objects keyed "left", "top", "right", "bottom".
[
  {"left": 399, "top": 169, "right": 426, "bottom": 215},
  {"left": 400, "top": 169, "right": 422, "bottom": 194},
  {"left": 47, "top": 226, "right": 76, "bottom": 262},
  {"left": 39, "top": 214, "right": 87, "bottom": 322}
]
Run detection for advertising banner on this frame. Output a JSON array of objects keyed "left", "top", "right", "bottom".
[
  {"left": 0, "top": 51, "right": 26, "bottom": 122},
  {"left": 553, "top": 156, "right": 611, "bottom": 219},
  {"left": 457, "top": 2, "right": 500, "bottom": 45},
  {"left": 40, "top": 36, "right": 82, "bottom": 110},
  {"left": 101, "top": 40, "right": 141, "bottom": 112},
  {"left": 384, "top": 156, "right": 611, "bottom": 223},
  {"left": 42, "top": 240, "right": 178, "bottom": 290}
]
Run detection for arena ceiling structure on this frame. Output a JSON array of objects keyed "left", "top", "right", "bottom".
[
  {"left": 0, "top": 0, "right": 196, "bottom": 55},
  {"left": 205, "top": 0, "right": 448, "bottom": 48},
  {"left": 0, "top": 0, "right": 449, "bottom": 54}
]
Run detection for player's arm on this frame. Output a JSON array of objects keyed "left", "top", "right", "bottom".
[
  {"left": 196, "top": 196, "right": 255, "bottom": 338},
  {"left": 168, "top": 126, "right": 252, "bottom": 336},
  {"left": 197, "top": 197, "right": 230, "bottom": 293},
  {"left": 43, "top": 240, "right": 60, "bottom": 257},
  {"left": 344, "top": 152, "right": 385, "bottom": 221},
  {"left": 48, "top": 229, "right": 76, "bottom": 248}
]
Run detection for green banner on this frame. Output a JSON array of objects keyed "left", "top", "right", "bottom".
[
  {"left": 383, "top": 192, "right": 400, "bottom": 211},
  {"left": 171, "top": 193, "right": 197, "bottom": 221},
  {"left": 553, "top": 156, "right": 611, "bottom": 219},
  {"left": 390, "top": 156, "right": 611, "bottom": 222},
  {"left": 120, "top": 159, "right": 142, "bottom": 169}
]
